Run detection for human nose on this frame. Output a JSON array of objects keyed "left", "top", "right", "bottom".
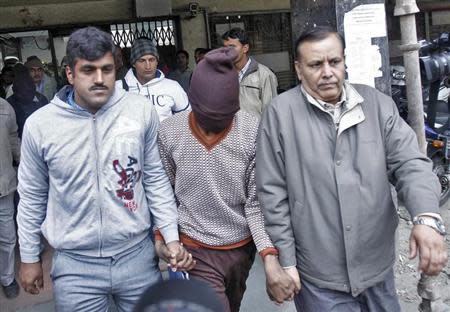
[
  {"left": 94, "top": 69, "right": 104, "bottom": 84},
  {"left": 322, "top": 63, "right": 333, "bottom": 78}
]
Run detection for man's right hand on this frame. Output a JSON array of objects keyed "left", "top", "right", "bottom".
[
  {"left": 284, "top": 266, "right": 301, "bottom": 293},
  {"left": 20, "top": 262, "right": 44, "bottom": 295}
]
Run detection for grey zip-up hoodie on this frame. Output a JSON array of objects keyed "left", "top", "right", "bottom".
[{"left": 17, "top": 86, "right": 179, "bottom": 263}]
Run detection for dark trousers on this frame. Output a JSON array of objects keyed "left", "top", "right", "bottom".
[
  {"left": 185, "top": 242, "right": 256, "bottom": 312},
  {"left": 294, "top": 270, "right": 401, "bottom": 312}
]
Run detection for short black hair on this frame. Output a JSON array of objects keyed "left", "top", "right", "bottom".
[
  {"left": 222, "top": 28, "right": 249, "bottom": 45},
  {"left": 194, "top": 48, "right": 207, "bottom": 55},
  {"left": 1, "top": 65, "right": 13, "bottom": 75},
  {"left": 176, "top": 49, "right": 189, "bottom": 59},
  {"left": 294, "top": 26, "right": 345, "bottom": 60},
  {"left": 66, "top": 26, "right": 116, "bottom": 69}
]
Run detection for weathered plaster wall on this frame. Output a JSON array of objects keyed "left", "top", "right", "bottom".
[
  {"left": 172, "top": 0, "right": 290, "bottom": 13},
  {"left": 0, "top": 0, "right": 133, "bottom": 31}
]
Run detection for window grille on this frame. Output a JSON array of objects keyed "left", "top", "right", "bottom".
[{"left": 110, "top": 20, "right": 176, "bottom": 48}]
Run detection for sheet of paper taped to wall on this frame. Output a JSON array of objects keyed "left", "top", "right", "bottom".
[{"left": 344, "top": 3, "right": 387, "bottom": 87}]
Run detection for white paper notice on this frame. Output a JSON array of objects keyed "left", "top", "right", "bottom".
[{"left": 344, "top": 3, "right": 387, "bottom": 87}]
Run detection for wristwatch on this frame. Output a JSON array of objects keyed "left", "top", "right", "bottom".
[{"left": 412, "top": 216, "right": 447, "bottom": 236}]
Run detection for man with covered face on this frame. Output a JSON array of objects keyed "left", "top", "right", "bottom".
[{"left": 156, "top": 47, "right": 297, "bottom": 312}]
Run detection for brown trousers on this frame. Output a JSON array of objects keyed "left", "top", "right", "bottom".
[{"left": 185, "top": 242, "right": 256, "bottom": 312}]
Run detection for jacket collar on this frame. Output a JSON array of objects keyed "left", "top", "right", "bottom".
[
  {"left": 124, "top": 68, "right": 164, "bottom": 88},
  {"left": 241, "top": 57, "right": 259, "bottom": 80},
  {"left": 54, "top": 85, "right": 126, "bottom": 116},
  {"left": 302, "top": 82, "right": 365, "bottom": 136}
]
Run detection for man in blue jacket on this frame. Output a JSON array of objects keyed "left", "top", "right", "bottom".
[{"left": 17, "top": 27, "right": 193, "bottom": 311}]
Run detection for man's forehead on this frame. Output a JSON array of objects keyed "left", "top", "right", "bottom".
[
  {"left": 75, "top": 53, "right": 114, "bottom": 66},
  {"left": 224, "top": 38, "right": 242, "bottom": 45},
  {"left": 298, "top": 37, "right": 344, "bottom": 59},
  {"left": 138, "top": 54, "right": 157, "bottom": 60}
]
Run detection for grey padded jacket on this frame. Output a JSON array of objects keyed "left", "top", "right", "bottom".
[{"left": 256, "top": 83, "right": 440, "bottom": 296}]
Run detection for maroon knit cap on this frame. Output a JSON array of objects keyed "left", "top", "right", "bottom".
[{"left": 188, "top": 47, "right": 240, "bottom": 120}]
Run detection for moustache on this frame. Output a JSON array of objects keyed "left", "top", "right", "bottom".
[{"left": 89, "top": 85, "right": 108, "bottom": 91}]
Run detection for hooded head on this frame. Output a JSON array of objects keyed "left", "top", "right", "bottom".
[{"left": 188, "top": 47, "right": 240, "bottom": 133}]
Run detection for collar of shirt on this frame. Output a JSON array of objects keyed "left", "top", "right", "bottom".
[
  {"left": 36, "top": 80, "right": 44, "bottom": 94},
  {"left": 67, "top": 88, "right": 87, "bottom": 112},
  {"left": 301, "top": 82, "right": 364, "bottom": 127},
  {"left": 238, "top": 58, "right": 252, "bottom": 83}
]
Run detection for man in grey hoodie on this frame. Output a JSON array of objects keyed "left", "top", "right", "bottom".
[{"left": 17, "top": 27, "right": 193, "bottom": 311}]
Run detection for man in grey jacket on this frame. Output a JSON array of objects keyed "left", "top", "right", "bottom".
[
  {"left": 17, "top": 27, "right": 193, "bottom": 311},
  {"left": 0, "top": 97, "right": 20, "bottom": 299},
  {"left": 256, "top": 26, "right": 448, "bottom": 311},
  {"left": 222, "top": 28, "right": 278, "bottom": 118}
]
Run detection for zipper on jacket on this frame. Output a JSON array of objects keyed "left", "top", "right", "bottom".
[{"left": 92, "top": 115, "right": 104, "bottom": 257}]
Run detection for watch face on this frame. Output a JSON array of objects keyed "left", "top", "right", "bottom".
[{"left": 436, "top": 221, "right": 447, "bottom": 234}]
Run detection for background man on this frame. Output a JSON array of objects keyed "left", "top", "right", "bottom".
[
  {"left": 157, "top": 48, "right": 296, "bottom": 312},
  {"left": 117, "top": 38, "right": 189, "bottom": 122},
  {"left": 24, "top": 56, "right": 57, "bottom": 101},
  {"left": 7, "top": 64, "right": 48, "bottom": 138},
  {"left": 256, "top": 26, "right": 447, "bottom": 311},
  {"left": 0, "top": 66, "right": 14, "bottom": 99},
  {"left": 167, "top": 49, "right": 192, "bottom": 93},
  {"left": 222, "top": 28, "right": 278, "bottom": 118},
  {"left": 17, "top": 27, "right": 191, "bottom": 311},
  {"left": 0, "top": 97, "right": 20, "bottom": 299},
  {"left": 194, "top": 48, "right": 210, "bottom": 64}
]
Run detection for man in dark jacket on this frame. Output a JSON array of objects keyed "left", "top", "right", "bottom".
[{"left": 7, "top": 64, "right": 48, "bottom": 138}]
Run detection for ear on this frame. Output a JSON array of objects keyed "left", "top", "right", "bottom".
[
  {"left": 294, "top": 60, "right": 302, "bottom": 82},
  {"left": 65, "top": 66, "right": 74, "bottom": 85},
  {"left": 243, "top": 44, "right": 249, "bottom": 54}
]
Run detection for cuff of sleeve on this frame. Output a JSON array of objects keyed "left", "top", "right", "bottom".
[
  {"left": 416, "top": 212, "right": 442, "bottom": 222},
  {"left": 278, "top": 251, "right": 297, "bottom": 268},
  {"left": 154, "top": 229, "right": 164, "bottom": 242},
  {"left": 259, "top": 247, "right": 279, "bottom": 260},
  {"left": 158, "top": 224, "right": 179, "bottom": 244},
  {"left": 20, "top": 249, "right": 41, "bottom": 263}
]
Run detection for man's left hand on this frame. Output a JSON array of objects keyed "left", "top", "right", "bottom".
[{"left": 409, "top": 224, "right": 448, "bottom": 275}]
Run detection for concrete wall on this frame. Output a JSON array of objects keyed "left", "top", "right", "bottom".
[
  {"left": 0, "top": 0, "right": 133, "bottom": 31},
  {"left": 172, "top": 0, "right": 290, "bottom": 13}
]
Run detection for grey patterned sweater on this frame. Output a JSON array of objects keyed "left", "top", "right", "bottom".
[{"left": 157, "top": 110, "right": 274, "bottom": 252}]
